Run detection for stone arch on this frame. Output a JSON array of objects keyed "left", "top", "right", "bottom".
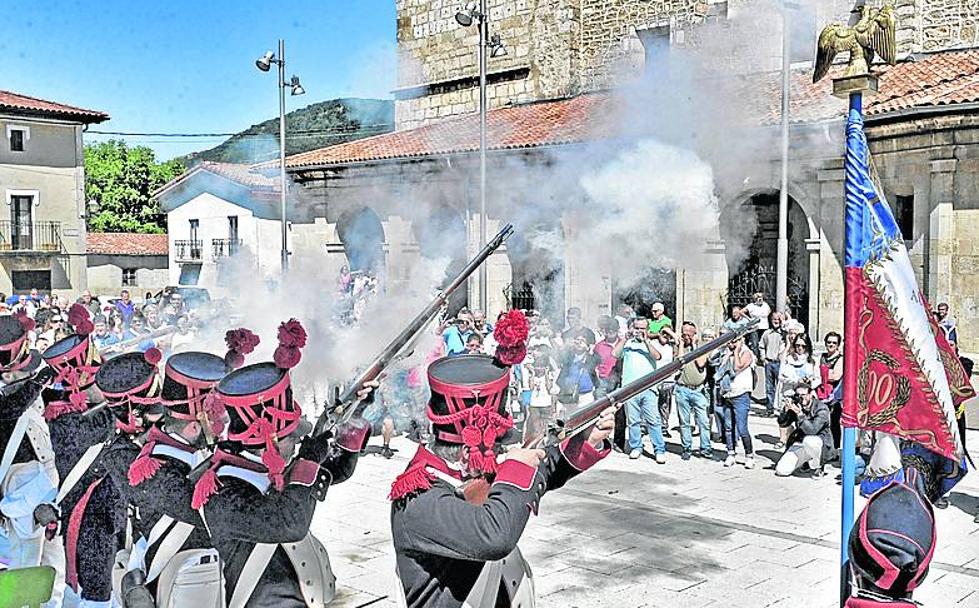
[
  {"left": 411, "top": 203, "right": 468, "bottom": 314},
  {"left": 721, "top": 188, "right": 814, "bottom": 328},
  {"left": 336, "top": 207, "right": 386, "bottom": 275},
  {"left": 505, "top": 225, "right": 565, "bottom": 324}
]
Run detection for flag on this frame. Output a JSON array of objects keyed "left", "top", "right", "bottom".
[{"left": 842, "top": 107, "right": 973, "bottom": 484}]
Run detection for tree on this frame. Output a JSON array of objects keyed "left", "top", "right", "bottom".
[{"left": 84, "top": 140, "right": 185, "bottom": 233}]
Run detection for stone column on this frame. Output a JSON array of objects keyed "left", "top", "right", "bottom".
[
  {"left": 816, "top": 158, "right": 846, "bottom": 335},
  {"left": 927, "top": 158, "right": 956, "bottom": 304}
]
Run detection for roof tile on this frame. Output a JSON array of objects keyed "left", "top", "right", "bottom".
[
  {"left": 87, "top": 233, "right": 168, "bottom": 256},
  {"left": 0, "top": 90, "right": 109, "bottom": 123}
]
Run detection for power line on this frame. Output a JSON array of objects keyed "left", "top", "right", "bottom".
[{"left": 88, "top": 123, "right": 394, "bottom": 138}]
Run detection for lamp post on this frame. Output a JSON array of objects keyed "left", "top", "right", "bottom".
[
  {"left": 256, "top": 39, "right": 305, "bottom": 274},
  {"left": 456, "top": 2, "right": 507, "bottom": 313}
]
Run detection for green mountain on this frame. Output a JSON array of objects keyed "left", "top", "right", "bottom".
[{"left": 180, "top": 97, "right": 393, "bottom": 166}]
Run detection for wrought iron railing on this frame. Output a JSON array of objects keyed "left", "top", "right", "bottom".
[
  {"left": 0, "top": 221, "right": 62, "bottom": 253},
  {"left": 174, "top": 240, "right": 203, "bottom": 262},
  {"left": 503, "top": 282, "right": 536, "bottom": 312},
  {"left": 211, "top": 238, "right": 242, "bottom": 259}
]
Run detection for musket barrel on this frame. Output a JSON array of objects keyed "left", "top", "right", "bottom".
[{"left": 324, "top": 223, "right": 515, "bottom": 431}]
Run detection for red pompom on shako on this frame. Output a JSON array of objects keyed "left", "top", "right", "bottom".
[
  {"left": 192, "top": 319, "right": 311, "bottom": 509},
  {"left": 67, "top": 303, "right": 94, "bottom": 336},
  {"left": 493, "top": 309, "right": 530, "bottom": 366},
  {"left": 426, "top": 354, "right": 518, "bottom": 479},
  {"left": 225, "top": 328, "right": 260, "bottom": 370}
]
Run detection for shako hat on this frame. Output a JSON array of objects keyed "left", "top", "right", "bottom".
[
  {"left": 95, "top": 348, "right": 163, "bottom": 434},
  {"left": 191, "top": 319, "right": 309, "bottom": 506},
  {"left": 847, "top": 467, "right": 935, "bottom": 601},
  {"left": 41, "top": 305, "right": 102, "bottom": 416},
  {"left": 0, "top": 313, "right": 40, "bottom": 374},
  {"left": 426, "top": 310, "right": 529, "bottom": 477}
]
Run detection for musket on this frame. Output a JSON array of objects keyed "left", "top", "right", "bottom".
[
  {"left": 522, "top": 317, "right": 761, "bottom": 449},
  {"left": 99, "top": 326, "right": 177, "bottom": 355},
  {"left": 312, "top": 223, "right": 516, "bottom": 436}
]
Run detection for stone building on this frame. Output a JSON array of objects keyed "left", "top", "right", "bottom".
[
  {"left": 162, "top": 1, "right": 979, "bottom": 353},
  {"left": 86, "top": 233, "right": 169, "bottom": 297}
]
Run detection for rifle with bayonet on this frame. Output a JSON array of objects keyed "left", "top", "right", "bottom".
[
  {"left": 311, "top": 223, "right": 516, "bottom": 437},
  {"left": 99, "top": 326, "right": 177, "bottom": 356},
  {"left": 522, "top": 317, "right": 761, "bottom": 449}
]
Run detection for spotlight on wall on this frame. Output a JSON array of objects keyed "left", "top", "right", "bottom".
[
  {"left": 290, "top": 75, "right": 305, "bottom": 96},
  {"left": 455, "top": 2, "right": 479, "bottom": 27},
  {"left": 490, "top": 33, "right": 508, "bottom": 57}
]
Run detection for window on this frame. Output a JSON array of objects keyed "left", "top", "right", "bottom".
[
  {"left": 894, "top": 195, "right": 914, "bottom": 241},
  {"left": 10, "top": 195, "right": 34, "bottom": 250},
  {"left": 9, "top": 129, "right": 25, "bottom": 152},
  {"left": 122, "top": 268, "right": 137, "bottom": 287},
  {"left": 189, "top": 219, "right": 199, "bottom": 242}
]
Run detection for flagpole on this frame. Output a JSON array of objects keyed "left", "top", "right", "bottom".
[{"left": 839, "top": 89, "right": 861, "bottom": 608}]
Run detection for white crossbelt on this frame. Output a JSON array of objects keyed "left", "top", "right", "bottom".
[
  {"left": 55, "top": 442, "right": 105, "bottom": 505},
  {"left": 0, "top": 412, "right": 32, "bottom": 486}
]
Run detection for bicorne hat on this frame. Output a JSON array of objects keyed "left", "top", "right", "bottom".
[
  {"left": 426, "top": 310, "right": 529, "bottom": 477},
  {"left": 847, "top": 467, "right": 935, "bottom": 600},
  {"left": 95, "top": 349, "right": 163, "bottom": 434},
  {"left": 0, "top": 313, "right": 40, "bottom": 374}
]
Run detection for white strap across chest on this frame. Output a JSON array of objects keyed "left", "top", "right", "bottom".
[
  {"left": 56, "top": 442, "right": 105, "bottom": 504},
  {"left": 0, "top": 412, "right": 32, "bottom": 486}
]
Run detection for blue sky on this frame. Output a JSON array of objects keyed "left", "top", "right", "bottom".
[{"left": 2, "top": 0, "right": 397, "bottom": 160}]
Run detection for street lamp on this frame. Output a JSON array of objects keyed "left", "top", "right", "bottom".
[
  {"left": 255, "top": 40, "right": 305, "bottom": 274},
  {"left": 456, "top": 1, "right": 507, "bottom": 314}
]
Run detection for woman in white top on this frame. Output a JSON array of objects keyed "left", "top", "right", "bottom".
[
  {"left": 720, "top": 334, "right": 757, "bottom": 469},
  {"left": 776, "top": 333, "right": 819, "bottom": 448}
]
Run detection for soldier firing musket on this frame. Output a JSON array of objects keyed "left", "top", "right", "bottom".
[{"left": 312, "top": 222, "right": 515, "bottom": 437}]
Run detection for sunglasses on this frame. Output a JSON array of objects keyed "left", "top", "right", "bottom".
[
  {"left": 51, "top": 319, "right": 63, "bottom": 324},
  {"left": 826, "top": 341, "right": 840, "bottom": 346},
  {"left": 795, "top": 343, "right": 807, "bottom": 348}
]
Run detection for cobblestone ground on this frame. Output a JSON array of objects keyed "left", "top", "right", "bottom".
[{"left": 313, "top": 417, "right": 979, "bottom": 608}]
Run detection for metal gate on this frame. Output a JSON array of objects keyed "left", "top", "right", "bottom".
[{"left": 727, "top": 264, "right": 808, "bottom": 326}]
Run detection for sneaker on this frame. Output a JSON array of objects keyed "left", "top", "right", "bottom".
[
  {"left": 723, "top": 455, "right": 736, "bottom": 467},
  {"left": 629, "top": 449, "right": 642, "bottom": 460},
  {"left": 655, "top": 453, "right": 667, "bottom": 464},
  {"left": 691, "top": 427, "right": 700, "bottom": 437},
  {"left": 744, "top": 456, "right": 755, "bottom": 470},
  {"left": 812, "top": 467, "right": 826, "bottom": 479},
  {"left": 681, "top": 451, "right": 691, "bottom": 461},
  {"left": 735, "top": 453, "right": 745, "bottom": 465},
  {"left": 381, "top": 446, "right": 395, "bottom": 459},
  {"left": 663, "top": 430, "right": 673, "bottom": 439},
  {"left": 934, "top": 497, "right": 949, "bottom": 509},
  {"left": 974, "top": 511, "right": 979, "bottom": 524},
  {"left": 774, "top": 441, "right": 785, "bottom": 450}
]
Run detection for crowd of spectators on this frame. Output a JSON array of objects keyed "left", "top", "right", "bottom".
[{"left": 0, "top": 287, "right": 205, "bottom": 357}]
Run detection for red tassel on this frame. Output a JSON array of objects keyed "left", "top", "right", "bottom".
[
  {"left": 388, "top": 466, "right": 435, "bottom": 501},
  {"left": 127, "top": 454, "right": 162, "bottom": 486},
  {"left": 262, "top": 445, "right": 286, "bottom": 492},
  {"left": 192, "top": 467, "right": 221, "bottom": 509}
]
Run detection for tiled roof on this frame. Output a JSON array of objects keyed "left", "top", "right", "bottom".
[
  {"left": 199, "top": 161, "right": 279, "bottom": 190},
  {"left": 286, "top": 49, "right": 979, "bottom": 169},
  {"left": 284, "top": 93, "right": 623, "bottom": 168},
  {"left": 87, "top": 233, "right": 168, "bottom": 256},
  {"left": 0, "top": 90, "right": 109, "bottom": 123}
]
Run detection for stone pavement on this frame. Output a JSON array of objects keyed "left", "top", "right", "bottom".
[{"left": 313, "top": 416, "right": 979, "bottom": 608}]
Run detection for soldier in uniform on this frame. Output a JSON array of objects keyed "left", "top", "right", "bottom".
[
  {"left": 0, "top": 313, "right": 64, "bottom": 606},
  {"left": 41, "top": 304, "right": 120, "bottom": 607},
  {"left": 389, "top": 310, "right": 615, "bottom": 608},
  {"left": 118, "top": 329, "right": 259, "bottom": 608},
  {"left": 192, "top": 319, "right": 375, "bottom": 608}
]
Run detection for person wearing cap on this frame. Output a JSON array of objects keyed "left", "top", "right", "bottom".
[
  {"left": 0, "top": 312, "right": 66, "bottom": 606},
  {"left": 845, "top": 467, "right": 936, "bottom": 607},
  {"left": 390, "top": 310, "right": 615, "bottom": 608},
  {"left": 191, "top": 319, "right": 377, "bottom": 607},
  {"left": 113, "top": 331, "right": 258, "bottom": 608}
]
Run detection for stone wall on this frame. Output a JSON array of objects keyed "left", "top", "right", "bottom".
[{"left": 920, "top": 0, "right": 979, "bottom": 51}]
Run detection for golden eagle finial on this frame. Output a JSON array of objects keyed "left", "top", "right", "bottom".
[{"left": 813, "top": 3, "right": 897, "bottom": 83}]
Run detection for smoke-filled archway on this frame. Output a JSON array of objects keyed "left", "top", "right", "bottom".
[
  {"left": 411, "top": 204, "right": 468, "bottom": 314},
  {"left": 505, "top": 227, "right": 565, "bottom": 324},
  {"left": 336, "top": 207, "right": 386, "bottom": 275}
]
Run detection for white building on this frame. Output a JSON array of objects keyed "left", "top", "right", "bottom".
[
  {"left": 86, "top": 232, "right": 169, "bottom": 297},
  {"left": 154, "top": 162, "right": 286, "bottom": 293}
]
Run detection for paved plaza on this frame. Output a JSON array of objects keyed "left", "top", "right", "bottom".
[{"left": 313, "top": 417, "right": 979, "bottom": 608}]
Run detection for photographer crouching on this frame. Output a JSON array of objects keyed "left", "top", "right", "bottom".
[{"left": 774, "top": 383, "right": 834, "bottom": 479}]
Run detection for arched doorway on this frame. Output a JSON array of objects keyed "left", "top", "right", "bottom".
[
  {"left": 411, "top": 204, "right": 468, "bottom": 315},
  {"left": 722, "top": 190, "right": 811, "bottom": 328},
  {"left": 505, "top": 227, "right": 565, "bottom": 323},
  {"left": 336, "top": 207, "right": 386, "bottom": 276}
]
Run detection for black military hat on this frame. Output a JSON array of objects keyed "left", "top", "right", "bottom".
[
  {"left": 0, "top": 313, "right": 41, "bottom": 374},
  {"left": 218, "top": 361, "right": 311, "bottom": 445},
  {"left": 161, "top": 352, "right": 229, "bottom": 422},
  {"left": 42, "top": 304, "right": 101, "bottom": 393},
  {"left": 848, "top": 468, "right": 935, "bottom": 599},
  {"left": 425, "top": 310, "right": 529, "bottom": 476},
  {"left": 95, "top": 349, "right": 163, "bottom": 433}
]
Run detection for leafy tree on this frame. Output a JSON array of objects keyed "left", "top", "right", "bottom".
[{"left": 84, "top": 140, "right": 185, "bottom": 233}]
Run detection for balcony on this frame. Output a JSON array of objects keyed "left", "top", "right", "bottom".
[
  {"left": 211, "top": 238, "right": 243, "bottom": 259},
  {"left": 174, "top": 239, "right": 203, "bottom": 263},
  {"left": 0, "top": 221, "right": 63, "bottom": 253}
]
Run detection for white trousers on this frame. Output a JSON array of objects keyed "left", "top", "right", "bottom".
[{"left": 775, "top": 436, "right": 824, "bottom": 476}]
